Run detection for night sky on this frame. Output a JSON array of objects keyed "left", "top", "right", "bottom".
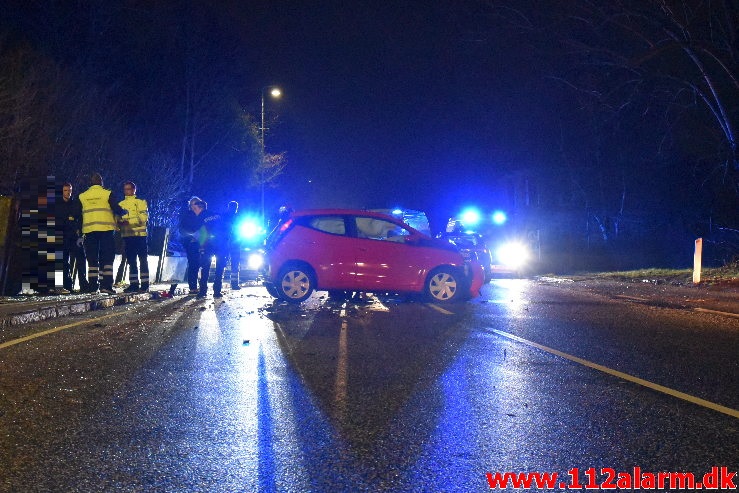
[
  {"left": 231, "top": 1, "right": 567, "bottom": 224},
  {"left": 240, "top": 2, "right": 539, "bottom": 210},
  {"left": 2, "top": 0, "right": 737, "bottom": 254}
]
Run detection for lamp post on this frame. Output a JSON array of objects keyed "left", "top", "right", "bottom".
[{"left": 260, "top": 86, "right": 282, "bottom": 227}]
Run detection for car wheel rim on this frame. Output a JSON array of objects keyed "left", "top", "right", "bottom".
[
  {"left": 281, "top": 271, "right": 310, "bottom": 299},
  {"left": 429, "top": 273, "right": 457, "bottom": 301}
]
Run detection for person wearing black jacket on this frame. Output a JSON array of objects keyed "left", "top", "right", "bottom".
[
  {"left": 178, "top": 196, "right": 204, "bottom": 294},
  {"left": 57, "top": 182, "right": 89, "bottom": 292},
  {"left": 191, "top": 199, "right": 227, "bottom": 298},
  {"left": 223, "top": 201, "right": 242, "bottom": 290}
]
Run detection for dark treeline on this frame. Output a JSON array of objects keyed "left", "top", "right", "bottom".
[
  {"left": 0, "top": 0, "right": 736, "bottom": 269},
  {"left": 474, "top": 0, "right": 739, "bottom": 268},
  {"left": 0, "top": 1, "right": 264, "bottom": 226}
]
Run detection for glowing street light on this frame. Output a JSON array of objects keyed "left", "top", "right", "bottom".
[{"left": 260, "top": 85, "right": 282, "bottom": 227}]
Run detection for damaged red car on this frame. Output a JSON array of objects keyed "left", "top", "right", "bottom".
[{"left": 261, "top": 209, "right": 485, "bottom": 303}]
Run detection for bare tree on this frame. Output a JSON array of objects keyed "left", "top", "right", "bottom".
[
  {"left": 0, "top": 42, "right": 57, "bottom": 191},
  {"left": 238, "top": 112, "right": 287, "bottom": 191},
  {"left": 484, "top": 0, "right": 738, "bottom": 241},
  {"left": 137, "top": 153, "right": 188, "bottom": 228}
]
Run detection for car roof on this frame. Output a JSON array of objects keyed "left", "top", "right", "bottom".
[
  {"left": 290, "top": 209, "right": 397, "bottom": 220},
  {"left": 288, "top": 208, "right": 431, "bottom": 237}
]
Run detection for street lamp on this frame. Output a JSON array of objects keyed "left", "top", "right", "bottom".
[{"left": 260, "top": 86, "right": 282, "bottom": 227}]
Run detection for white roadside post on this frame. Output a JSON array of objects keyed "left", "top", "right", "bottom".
[{"left": 693, "top": 238, "right": 703, "bottom": 284}]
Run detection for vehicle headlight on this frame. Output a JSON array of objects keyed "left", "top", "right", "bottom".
[
  {"left": 247, "top": 252, "right": 264, "bottom": 270},
  {"left": 496, "top": 242, "right": 528, "bottom": 268}
]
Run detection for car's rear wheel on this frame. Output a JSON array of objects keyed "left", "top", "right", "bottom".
[
  {"left": 425, "top": 267, "right": 464, "bottom": 303},
  {"left": 277, "top": 265, "right": 315, "bottom": 303}
]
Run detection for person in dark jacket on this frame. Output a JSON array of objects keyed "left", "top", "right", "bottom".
[
  {"left": 178, "top": 196, "right": 204, "bottom": 294},
  {"left": 58, "top": 182, "right": 89, "bottom": 292},
  {"left": 222, "top": 200, "right": 242, "bottom": 290},
  {"left": 192, "top": 199, "right": 227, "bottom": 298}
]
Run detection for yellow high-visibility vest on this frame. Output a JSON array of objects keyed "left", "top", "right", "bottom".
[
  {"left": 118, "top": 196, "right": 148, "bottom": 237},
  {"left": 79, "top": 185, "right": 116, "bottom": 233}
]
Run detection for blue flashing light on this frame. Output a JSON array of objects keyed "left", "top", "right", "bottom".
[
  {"left": 492, "top": 210, "right": 507, "bottom": 225},
  {"left": 460, "top": 208, "right": 482, "bottom": 227},
  {"left": 237, "top": 217, "right": 263, "bottom": 241},
  {"left": 391, "top": 208, "right": 403, "bottom": 216}
]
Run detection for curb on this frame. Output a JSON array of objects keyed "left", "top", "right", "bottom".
[{"left": 0, "top": 289, "right": 177, "bottom": 328}]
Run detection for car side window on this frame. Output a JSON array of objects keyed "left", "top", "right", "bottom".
[
  {"left": 354, "top": 217, "right": 410, "bottom": 242},
  {"left": 306, "top": 216, "right": 346, "bottom": 235}
]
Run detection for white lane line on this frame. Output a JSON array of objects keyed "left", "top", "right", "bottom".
[
  {"left": 614, "top": 295, "right": 649, "bottom": 302},
  {"left": 694, "top": 308, "right": 739, "bottom": 319},
  {"left": 0, "top": 312, "right": 122, "bottom": 351},
  {"left": 491, "top": 329, "right": 739, "bottom": 419},
  {"left": 426, "top": 304, "right": 454, "bottom": 315}
]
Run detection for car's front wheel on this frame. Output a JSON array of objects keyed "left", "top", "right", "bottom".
[
  {"left": 425, "top": 267, "right": 465, "bottom": 303},
  {"left": 277, "top": 265, "right": 315, "bottom": 303},
  {"left": 264, "top": 283, "right": 280, "bottom": 299}
]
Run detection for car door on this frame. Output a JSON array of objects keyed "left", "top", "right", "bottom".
[
  {"left": 288, "top": 215, "right": 357, "bottom": 289},
  {"left": 351, "top": 215, "right": 422, "bottom": 291}
]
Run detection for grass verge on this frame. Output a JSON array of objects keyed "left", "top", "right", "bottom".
[{"left": 563, "top": 261, "right": 739, "bottom": 286}]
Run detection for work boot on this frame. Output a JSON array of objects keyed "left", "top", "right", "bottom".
[
  {"left": 231, "top": 284, "right": 241, "bottom": 290},
  {"left": 124, "top": 284, "right": 139, "bottom": 293},
  {"left": 139, "top": 283, "right": 149, "bottom": 292}
]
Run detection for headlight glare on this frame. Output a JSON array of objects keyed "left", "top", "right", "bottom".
[{"left": 496, "top": 242, "right": 528, "bottom": 268}]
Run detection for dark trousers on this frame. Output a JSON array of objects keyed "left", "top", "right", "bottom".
[
  {"left": 186, "top": 240, "right": 200, "bottom": 290},
  {"left": 227, "top": 244, "right": 241, "bottom": 287},
  {"left": 198, "top": 245, "right": 225, "bottom": 295},
  {"left": 123, "top": 236, "right": 149, "bottom": 286},
  {"left": 84, "top": 230, "right": 115, "bottom": 290},
  {"left": 62, "top": 236, "right": 89, "bottom": 291}
]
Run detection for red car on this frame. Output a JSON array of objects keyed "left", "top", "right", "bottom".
[{"left": 262, "top": 209, "right": 485, "bottom": 303}]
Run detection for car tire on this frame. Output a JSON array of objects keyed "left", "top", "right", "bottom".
[
  {"left": 264, "top": 283, "right": 280, "bottom": 299},
  {"left": 277, "top": 264, "right": 315, "bottom": 303},
  {"left": 425, "top": 267, "right": 465, "bottom": 303}
]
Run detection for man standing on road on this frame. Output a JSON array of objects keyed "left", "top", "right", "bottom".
[
  {"left": 77, "top": 173, "right": 126, "bottom": 294},
  {"left": 118, "top": 181, "right": 149, "bottom": 292},
  {"left": 191, "top": 199, "right": 226, "bottom": 298},
  {"left": 179, "top": 196, "right": 204, "bottom": 295},
  {"left": 58, "top": 182, "right": 89, "bottom": 293},
  {"left": 223, "top": 200, "right": 242, "bottom": 290}
]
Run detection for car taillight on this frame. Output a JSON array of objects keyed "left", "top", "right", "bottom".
[
  {"left": 266, "top": 218, "right": 294, "bottom": 250},
  {"left": 279, "top": 218, "right": 293, "bottom": 234}
]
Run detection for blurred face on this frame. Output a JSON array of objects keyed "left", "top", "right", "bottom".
[
  {"left": 123, "top": 184, "right": 136, "bottom": 197},
  {"left": 62, "top": 185, "right": 72, "bottom": 201}
]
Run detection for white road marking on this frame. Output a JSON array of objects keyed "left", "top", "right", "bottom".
[
  {"left": 0, "top": 312, "right": 122, "bottom": 350},
  {"left": 694, "top": 308, "right": 739, "bottom": 319},
  {"left": 614, "top": 295, "right": 649, "bottom": 302},
  {"left": 491, "top": 328, "right": 739, "bottom": 419}
]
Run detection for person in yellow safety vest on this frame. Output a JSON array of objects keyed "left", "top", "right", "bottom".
[
  {"left": 77, "top": 172, "right": 127, "bottom": 294},
  {"left": 118, "top": 181, "right": 150, "bottom": 292}
]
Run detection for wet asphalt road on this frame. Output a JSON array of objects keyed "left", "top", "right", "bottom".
[{"left": 0, "top": 280, "right": 737, "bottom": 492}]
